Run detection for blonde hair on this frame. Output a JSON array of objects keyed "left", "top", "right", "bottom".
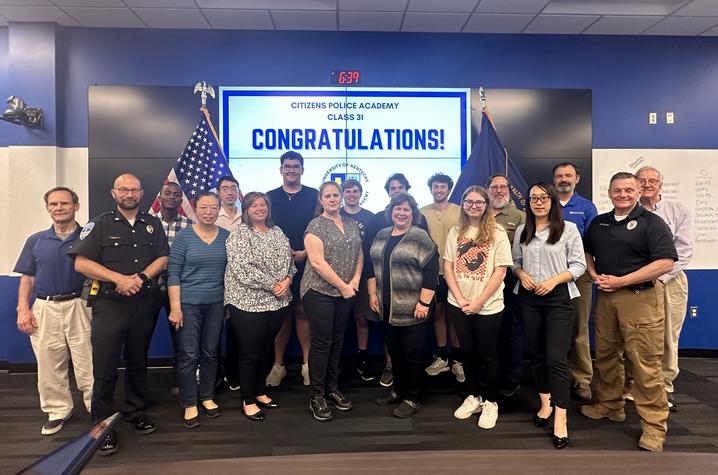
[{"left": 458, "top": 186, "right": 496, "bottom": 247}]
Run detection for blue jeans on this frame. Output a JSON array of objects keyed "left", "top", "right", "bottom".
[{"left": 176, "top": 302, "right": 224, "bottom": 408}]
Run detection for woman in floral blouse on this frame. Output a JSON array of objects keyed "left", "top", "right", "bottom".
[{"left": 225, "top": 192, "right": 296, "bottom": 422}]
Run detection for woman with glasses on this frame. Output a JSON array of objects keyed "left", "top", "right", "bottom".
[
  {"left": 224, "top": 192, "right": 295, "bottom": 422},
  {"left": 512, "top": 182, "right": 586, "bottom": 449},
  {"left": 368, "top": 192, "right": 438, "bottom": 418},
  {"left": 167, "top": 192, "right": 230, "bottom": 429},
  {"left": 444, "top": 186, "right": 513, "bottom": 429},
  {"left": 301, "top": 181, "right": 363, "bottom": 422}
]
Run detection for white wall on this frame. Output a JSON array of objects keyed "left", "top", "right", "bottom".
[{"left": 0, "top": 146, "right": 89, "bottom": 275}]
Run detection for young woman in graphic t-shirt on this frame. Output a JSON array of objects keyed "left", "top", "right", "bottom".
[{"left": 443, "top": 185, "right": 513, "bottom": 430}]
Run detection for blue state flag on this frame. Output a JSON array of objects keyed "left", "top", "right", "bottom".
[{"left": 450, "top": 111, "right": 528, "bottom": 210}]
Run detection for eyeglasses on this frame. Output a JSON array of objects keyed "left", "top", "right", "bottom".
[
  {"left": 219, "top": 185, "right": 238, "bottom": 192},
  {"left": 529, "top": 195, "right": 550, "bottom": 204},
  {"left": 638, "top": 178, "right": 661, "bottom": 185},
  {"left": 114, "top": 187, "right": 142, "bottom": 195},
  {"left": 489, "top": 184, "right": 509, "bottom": 191},
  {"left": 282, "top": 164, "right": 302, "bottom": 171},
  {"left": 463, "top": 199, "right": 487, "bottom": 208}
]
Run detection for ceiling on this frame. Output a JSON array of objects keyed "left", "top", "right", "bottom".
[{"left": 1, "top": 0, "right": 718, "bottom": 36}]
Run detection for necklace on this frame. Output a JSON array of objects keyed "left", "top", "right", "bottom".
[
  {"left": 285, "top": 191, "right": 298, "bottom": 201},
  {"left": 432, "top": 203, "right": 448, "bottom": 221}
]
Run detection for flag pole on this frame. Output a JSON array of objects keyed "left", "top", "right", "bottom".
[{"left": 479, "top": 87, "right": 508, "bottom": 176}]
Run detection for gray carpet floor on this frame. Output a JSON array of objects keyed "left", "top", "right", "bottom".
[{"left": 2, "top": 357, "right": 718, "bottom": 473}]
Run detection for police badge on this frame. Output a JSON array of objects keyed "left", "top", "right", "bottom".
[{"left": 146, "top": 224, "right": 154, "bottom": 234}]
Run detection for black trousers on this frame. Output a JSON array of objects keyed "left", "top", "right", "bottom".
[
  {"left": 383, "top": 319, "right": 427, "bottom": 403},
  {"left": 227, "top": 305, "right": 284, "bottom": 405},
  {"left": 153, "top": 290, "right": 178, "bottom": 382},
  {"left": 91, "top": 295, "right": 157, "bottom": 423},
  {"left": 518, "top": 284, "right": 575, "bottom": 409},
  {"left": 499, "top": 272, "right": 525, "bottom": 388},
  {"left": 448, "top": 304, "right": 503, "bottom": 402},
  {"left": 303, "top": 290, "right": 353, "bottom": 397}
]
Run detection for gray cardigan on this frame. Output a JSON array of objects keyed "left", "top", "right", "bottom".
[{"left": 370, "top": 226, "right": 438, "bottom": 326}]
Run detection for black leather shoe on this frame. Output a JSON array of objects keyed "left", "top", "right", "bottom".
[
  {"left": 183, "top": 415, "right": 201, "bottom": 429},
  {"left": 201, "top": 404, "right": 222, "bottom": 419},
  {"left": 98, "top": 430, "right": 118, "bottom": 456},
  {"left": 133, "top": 416, "right": 157, "bottom": 435},
  {"left": 257, "top": 399, "right": 280, "bottom": 409},
  {"left": 243, "top": 409, "right": 265, "bottom": 422},
  {"left": 533, "top": 406, "right": 554, "bottom": 427},
  {"left": 553, "top": 434, "right": 569, "bottom": 449}
]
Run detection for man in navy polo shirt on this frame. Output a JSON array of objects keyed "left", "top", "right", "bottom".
[
  {"left": 14, "top": 186, "right": 93, "bottom": 436},
  {"left": 553, "top": 162, "right": 598, "bottom": 402}
]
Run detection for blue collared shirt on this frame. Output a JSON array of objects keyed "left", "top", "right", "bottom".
[
  {"left": 561, "top": 192, "right": 598, "bottom": 236},
  {"left": 14, "top": 224, "right": 86, "bottom": 297}
]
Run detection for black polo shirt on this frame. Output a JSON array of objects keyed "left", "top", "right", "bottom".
[
  {"left": 67, "top": 210, "right": 170, "bottom": 276},
  {"left": 583, "top": 204, "right": 677, "bottom": 277}
]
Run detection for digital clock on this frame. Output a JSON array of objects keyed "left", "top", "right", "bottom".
[{"left": 330, "top": 70, "right": 361, "bottom": 85}]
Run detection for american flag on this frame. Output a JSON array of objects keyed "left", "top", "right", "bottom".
[{"left": 149, "top": 108, "right": 238, "bottom": 220}]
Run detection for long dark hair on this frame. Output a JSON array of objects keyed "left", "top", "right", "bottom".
[{"left": 520, "top": 182, "right": 564, "bottom": 245}]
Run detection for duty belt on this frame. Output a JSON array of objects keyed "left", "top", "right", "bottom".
[{"left": 36, "top": 292, "right": 81, "bottom": 302}]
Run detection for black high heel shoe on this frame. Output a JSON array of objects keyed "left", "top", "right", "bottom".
[
  {"left": 257, "top": 399, "right": 280, "bottom": 409},
  {"left": 553, "top": 434, "right": 569, "bottom": 449},
  {"left": 533, "top": 405, "right": 554, "bottom": 427},
  {"left": 243, "top": 409, "right": 265, "bottom": 421}
]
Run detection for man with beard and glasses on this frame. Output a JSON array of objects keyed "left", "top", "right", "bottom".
[
  {"left": 69, "top": 173, "right": 169, "bottom": 456},
  {"left": 552, "top": 162, "right": 598, "bottom": 402},
  {"left": 487, "top": 174, "right": 526, "bottom": 397},
  {"left": 420, "top": 173, "right": 464, "bottom": 383}
]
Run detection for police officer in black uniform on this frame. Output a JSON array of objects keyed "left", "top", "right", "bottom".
[{"left": 69, "top": 173, "right": 169, "bottom": 456}]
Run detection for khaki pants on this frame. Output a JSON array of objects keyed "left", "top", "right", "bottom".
[
  {"left": 569, "top": 272, "right": 594, "bottom": 385},
  {"left": 593, "top": 283, "right": 668, "bottom": 438},
  {"left": 29, "top": 298, "right": 93, "bottom": 420},
  {"left": 662, "top": 271, "right": 689, "bottom": 393}
]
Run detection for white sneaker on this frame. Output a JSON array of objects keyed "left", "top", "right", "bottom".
[
  {"left": 425, "top": 356, "right": 450, "bottom": 376},
  {"left": 451, "top": 361, "right": 466, "bottom": 383},
  {"left": 266, "top": 363, "right": 287, "bottom": 387},
  {"left": 478, "top": 400, "right": 499, "bottom": 429},
  {"left": 454, "top": 395, "right": 483, "bottom": 419},
  {"left": 301, "top": 362, "right": 310, "bottom": 386}
]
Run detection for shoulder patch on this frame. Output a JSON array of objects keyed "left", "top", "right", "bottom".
[{"left": 79, "top": 222, "right": 95, "bottom": 240}]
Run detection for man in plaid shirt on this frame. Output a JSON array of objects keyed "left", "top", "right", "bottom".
[{"left": 154, "top": 182, "right": 192, "bottom": 392}]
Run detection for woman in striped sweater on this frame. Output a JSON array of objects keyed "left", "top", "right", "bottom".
[{"left": 167, "top": 191, "right": 230, "bottom": 429}]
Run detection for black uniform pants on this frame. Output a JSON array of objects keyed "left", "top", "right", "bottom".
[
  {"left": 91, "top": 296, "right": 157, "bottom": 423},
  {"left": 518, "top": 284, "right": 575, "bottom": 409}
]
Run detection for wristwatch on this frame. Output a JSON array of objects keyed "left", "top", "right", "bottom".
[{"left": 139, "top": 273, "right": 150, "bottom": 283}]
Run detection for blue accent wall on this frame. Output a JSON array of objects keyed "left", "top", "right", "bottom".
[
  {"left": 0, "top": 27, "right": 11, "bottom": 141},
  {"left": 2, "top": 26, "right": 717, "bottom": 363}
]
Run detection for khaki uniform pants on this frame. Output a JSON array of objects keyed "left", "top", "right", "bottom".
[
  {"left": 569, "top": 272, "right": 593, "bottom": 385},
  {"left": 30, "top": 298, "right": 93, "bottom": 420},
  {"left": 593, "top": 283, "right": 669, "bottom": 438},
  {"left": 662, "top": 271, "right": 689, "bottom": 393}
]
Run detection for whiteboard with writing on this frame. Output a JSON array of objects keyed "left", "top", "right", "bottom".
[{"left": 592, "top": 149, "right": 718, "bottom": 270}]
